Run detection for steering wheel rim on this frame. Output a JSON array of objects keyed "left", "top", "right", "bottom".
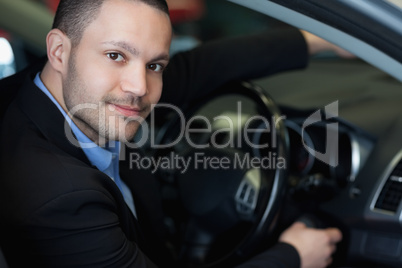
[{"left": 154, "top": 81, "right": 290, "bottom": 267}]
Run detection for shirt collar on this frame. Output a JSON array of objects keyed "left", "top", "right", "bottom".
[{"left": 34, "top": 72, "right": 120, "bottom": 171}]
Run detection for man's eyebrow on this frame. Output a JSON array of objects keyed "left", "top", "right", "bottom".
[
  {"left": 102, "top": 41, "right": 169, "bottom": 62},
  {"left": 151, "top": 53, "right": 170, "bottom": 63},
  {"left": 102, "top": 41, "right": 139, "bottom": 56}
]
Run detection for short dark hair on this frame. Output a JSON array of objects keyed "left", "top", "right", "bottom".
[{"left": 52, "top": 0, "right": 169, "bottom": 46}]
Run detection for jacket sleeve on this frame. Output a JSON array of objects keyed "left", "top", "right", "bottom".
[
  {"left": 8, "top": 189, "right": 157, "bottom": 268},
  {"left": 161, "top": 27, "right": 309, "bottom": 109},
  {"left": 235, "top": 243, "right": 301, "bottom": 268},
  {"left": 4, "top": 186, "right": 156, "bottom": 268}
]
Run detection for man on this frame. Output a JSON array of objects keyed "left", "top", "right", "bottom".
[{"left": 0, "top": 0, "right": 343, "bottom": 267}]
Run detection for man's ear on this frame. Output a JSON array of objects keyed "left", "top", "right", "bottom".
[{"left": 46, "top": 29, "right": 72, "bottom": 73}]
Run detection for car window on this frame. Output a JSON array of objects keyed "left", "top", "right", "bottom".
[
  {"left": 387, "top": 0, "right": 402, "bottom": 9},
  {"left": 0, "top": 33, "right": 15, "bottom": 79}
]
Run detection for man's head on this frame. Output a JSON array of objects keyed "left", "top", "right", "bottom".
[
  {"left": 52, "top": 0, "right": 169, "bottom": 47},
  {"left": 42, "top": 0, "right": 172, "bottom": 146}
]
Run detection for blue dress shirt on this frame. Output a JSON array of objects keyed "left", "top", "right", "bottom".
[{"left": 34, "top": 73, "right": 137, "bottom": 218}]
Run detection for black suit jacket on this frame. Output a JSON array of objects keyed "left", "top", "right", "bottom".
[{"left": 0, "top": 29, "right": 308, "bottom": 267}]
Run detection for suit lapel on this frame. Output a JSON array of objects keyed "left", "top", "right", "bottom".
[
  {"left": 16, "top": 62, "right": 90, "bottom": 166},
  {"left": 119, "top": 147, "right": 172, "bottom": 263}
]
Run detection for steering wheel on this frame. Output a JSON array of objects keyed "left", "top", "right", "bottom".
[{"left": 153, "top": 81, "right": 289, "bottom": 267}]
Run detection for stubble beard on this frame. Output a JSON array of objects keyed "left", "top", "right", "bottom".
[
  {"left": 62, "top": 53, "right": 120, "bottom": 145},
  {"left": 62, "top": 53, "right": 144, "bottom": 145}
]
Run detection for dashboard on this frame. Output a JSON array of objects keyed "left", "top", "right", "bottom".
[{"left": 257, "top": 57, "right": 402, "bottom": 267}]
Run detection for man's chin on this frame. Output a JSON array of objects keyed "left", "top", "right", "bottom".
[
  {"left": 115, "top": 126, "right": 140, "bottom": 143},
  {"left": 104, "top": 132, "right": 136, "bottom": 144},
  {"left": 102, "top": 119, "right": 141, "bottom": 142}
]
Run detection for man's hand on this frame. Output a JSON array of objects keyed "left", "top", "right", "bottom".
[
  {"left": 301, "top": 30, "right": 355, "bottom": 58},
  {"left": 279, "top": 222, "right": 343, "bottom": 268}
]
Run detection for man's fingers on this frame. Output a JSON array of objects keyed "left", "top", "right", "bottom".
[
  {"left": 325, "top": 256, "right": 333, "bottom": 267},
  {"left": 325, "top": 227, "right": 343, "bottom": 243},
  {"left": 279, "top": 222, "right": 343, "bottom": 268},
  {"left": 292, "top": 221, "right": 307, "bottom": 229},
  {"left": 294, "top": 222, "right": 343, "bottom": 244},
  {"left": 328, "top": 243, "right": 337, "bottom": 255}
]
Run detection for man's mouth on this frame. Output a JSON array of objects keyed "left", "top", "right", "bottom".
[{"left": 109, "top": 103, "right": 145, "bottom": 117}]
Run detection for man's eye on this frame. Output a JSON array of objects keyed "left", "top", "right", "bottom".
[
  {"left": 147, "top": 63, "right": 164, "bottom": 72},
  {"left": 107, "top": 53, "right": 124, "bottom": 62}
]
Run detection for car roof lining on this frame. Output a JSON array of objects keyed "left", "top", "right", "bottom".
[
  {"left": 269, "top": 0, "right": 402, "bottom": 63},
  {"left": 229, "top": 0, "right": 402, "bottom": 83}
]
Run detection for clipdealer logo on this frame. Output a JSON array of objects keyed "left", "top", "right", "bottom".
[
  {"left": 64, "top": 102, "right": 285, "bottom": 150},
  {"left": 301, "top": 101, "right": 339, "bottom": 167},
  {"left": 63, "top": 100, "right": 340, "bottom": 171},
  {"left": 128, "top": 151, "right": 286, "bottom": 174}
]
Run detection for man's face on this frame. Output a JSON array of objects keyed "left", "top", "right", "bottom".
[{"left": 62, "top": 0, "right": 172, "bottom": 145}]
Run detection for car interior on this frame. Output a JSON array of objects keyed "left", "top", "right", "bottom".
[{"left": 1, "top": 0, "right": 402, "bottom": 267}]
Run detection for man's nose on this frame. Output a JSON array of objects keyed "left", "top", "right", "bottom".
[{"left": 120, "top": 65, "right": 147, "bottom": 97}]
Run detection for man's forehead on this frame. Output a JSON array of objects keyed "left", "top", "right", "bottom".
[
  {"left": 77, "top": 0, "right": 171, "bottom": 57},
  {"left": 83, "top": 0, "right": 171, "bottom": 36}
]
